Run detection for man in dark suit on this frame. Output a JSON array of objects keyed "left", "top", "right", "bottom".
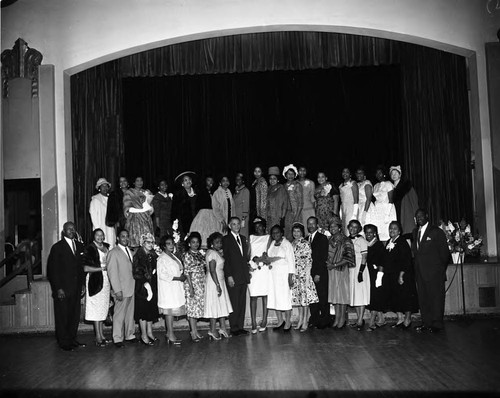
[
  {"left": 307, "top": 216, "right": 331, "bottom": 329},
  {"left": 223, "top": 216, "right": 250, "bottom": 336},
  {"left": 411, "top": 209, "right": 450, "bottom": 333},
  {"left": 47, "top": 221, "right": 86, "bottom": 351}
]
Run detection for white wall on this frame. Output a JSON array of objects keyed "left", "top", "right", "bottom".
[{"left": 2, "top": 0, "right": 500, "bottom": 254}]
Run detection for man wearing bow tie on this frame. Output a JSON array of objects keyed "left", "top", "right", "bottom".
[
  {"left": 411, "top": 209, "right": 450, "bottom": 333},
  {"left": 47, "top": 222, "right": 86, "bottom": 351},
  {"left": 223, "top": 217, "right": 251, "bottom": 336}
]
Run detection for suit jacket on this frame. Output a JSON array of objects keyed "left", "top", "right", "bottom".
[
  {"left": 411, "top": 224, "right": 450, "bottom": 282},
  {"left": 309, "top": 231, "right": 329, "bottom": 279},
  {"left": 222, "top": 233, "right": 250, "bottom": 286},
  {"left": 47, "top": 238, "right": 85, "bottom": 298},
  {"left": 107, "top": 245, "right": 135, "bottom": 298}
]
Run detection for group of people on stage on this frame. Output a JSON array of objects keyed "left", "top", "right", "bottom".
[{"left": 46, "top": 163, "right": 450, "bottom": 351}]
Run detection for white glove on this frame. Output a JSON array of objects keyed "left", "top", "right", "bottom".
[
  {"left": 144, "top": 282, "right": 153, "bottom": 301},
  {"left": 375, "top": 272, "right": 384, "bottom": 288},
  {"left": 351, "top": 204, "right": 359, "bottom": 221}
]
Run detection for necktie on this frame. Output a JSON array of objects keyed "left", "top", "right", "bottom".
[
  {"left": 309, "top": 234, "right": 313, "bottom": 243},
  {"left": 126, "top": 247, "right": 133, "bottom": 263},
  {"left": 236, "top": 235, "right": 241, "bottom": 246},
  {"left": 417, "top": 228, "right": 422, "bottom": 249},
  {"left": 72, "top": 240, "right": 76, "bottom": 255}
]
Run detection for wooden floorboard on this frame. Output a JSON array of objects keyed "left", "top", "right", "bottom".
[{"left": 1, "top": 318, "right": 500, "bottom": 397}]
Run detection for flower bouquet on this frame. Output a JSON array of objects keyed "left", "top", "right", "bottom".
[{"left": 439, "top": 218, "right": 483, "bottom": 263}]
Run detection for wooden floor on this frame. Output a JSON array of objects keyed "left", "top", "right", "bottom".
[{"left": 1, "top": 318, "right": 500, "bottom": 398}]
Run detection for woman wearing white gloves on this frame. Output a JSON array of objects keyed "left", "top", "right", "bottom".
[{"left": 339, "top": 167, "right": 359, "bottom": 235}]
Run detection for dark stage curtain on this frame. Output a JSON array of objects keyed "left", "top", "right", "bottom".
[{"left": 71, "top": 31, "right": 472, "bottom": 242}]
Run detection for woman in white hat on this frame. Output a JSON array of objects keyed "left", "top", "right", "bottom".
[
  {"left": 89, "top": 177, "right": 116, "bottom": 248},
  {"left": 283, "top": 164, "right": 303, "bottom": 241}
]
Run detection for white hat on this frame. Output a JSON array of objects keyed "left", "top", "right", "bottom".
[
  {"left": 282, "top": 164, "right": 298, "bottom": 178},
  {"left": 95, "top": 178, "right": 111, "bottom": 190}
]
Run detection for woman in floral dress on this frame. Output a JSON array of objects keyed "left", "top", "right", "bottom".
[
  {"left": 250, "top": 166, "right": 268, "bottom": 221},
  {"left": 124, "top": 176, "right": 154, "bottom": 249},
  {"left": 314, "top": 171, "right": 339, "bottom": 229},
  {"left": 283, "top": 164, "right": 303, "bottom": 241},
  {"left": 291, "top": 223, "right": 318, "bottom": 332},
  {"left": 182, "top": 232, "right": 206, "bottom": 342}
]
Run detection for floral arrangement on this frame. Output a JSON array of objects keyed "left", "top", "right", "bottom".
[{"left": 439, "top": 219, "right": 482, "bottom": 257}]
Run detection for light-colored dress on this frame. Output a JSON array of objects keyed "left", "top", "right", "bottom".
[
  {"left": 340, "top": 180, "right": 356, "bottom": 235},
  {"left": 327, "top": 233, "right": 355, "bottom": 305},
  {"left": 183, "top": 250, "right": 206, "bottom": 318},
  {"left": 349, "top": 235, "right": 370, "bottom": 306},
  {"left": 203, "top": 249, "right": 233, "bottom": 318},
  {"left": 366, "top": 181, "right": 396, "bottom": 241},
  {"left": 89, "top": 194, "right": 116, "bottom": 248},
  {"left": 299, "top": 179, "right": 316, "bottom": 228},
  {"left": 157, "top": 252, "right": 186, "bottom": 316},
  {"left": 234, "top": 185, "right": 250, "bottom": 238},
  {"left": 267, "top": 238, "right": 295, "bottom": 311},
  {"left": 291, "top": 238, "right": 319, "bottom": 306},
  {"left": 248, "top": 234, "right": 271, "bottom": 297},
  {"left": 357, "top": 180, "right": 373, "bottom": 227},
  {"left": 85, "top": 249, "right": 110, "bottom": 321},
  {"left": 266, "top": 184, "right": 288, "bottom": 232},
  {"left": 212, "top": 186, "right": 236, "bottom": 227},
  {"left": 284, "top": 181, "right": 303, "bottom": 241}
]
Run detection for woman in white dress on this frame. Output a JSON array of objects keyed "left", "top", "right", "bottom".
[
  {"left": 204, "top": 232, "right": 233, "bottom": 340},
  {"left": 347, "top": 220, "right": 370, "bottom": 331},
  {"left": 157, "top": 235, "right": 187, "bottom": 345},
  {"left": 83, "top": 229, "right": 111, "bottom": 347},
  {"left": 248, "top": 217, "right": 271, "bottom": 333},
  {"left": 355, "top": 167, "right": 373, "bottom": 228},
  {"left": 339, "top": 168, "right": 359, "bottom": 235},
  {"left": 212, "top": 175, "right": 236, "bottom": 234},
  {"left": 267, "top": 225, "right": 295, "bottom": 332},
  {"left": 367, "top": 166, "right": 396, "bottom": 242},
  {"left": 89, "top": 178, "right": 116, "bottom": 248}
]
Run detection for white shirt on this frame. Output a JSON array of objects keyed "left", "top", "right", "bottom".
[
  {"left": 63, "top": 236, "right": 75, "bottom": 254},
  {"left": 308, "top": 230, "right": 317, "bottom": 243},
  {"left": 118, "top": 243, "right": 133, "bottom": 263},
  {"left": 418, "top": 222, "right": 429, "bottom": 242}
]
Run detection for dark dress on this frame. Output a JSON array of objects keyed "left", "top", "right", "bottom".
[
  {"left": 366, "top": 239, "right": 387, "bottom": 311},
  {"left": 152, "top": 192, "right": 173, "bottom": 239},
  {"left": 133, "top": 247, "right": 159, "bottom": 322},
  {"left": 382, "top": 236, "right": 419, "bottom": 313},
  {"left": 106, "top": 189, "right": 126, "bottom": 229},
  {"left": 172, "top": 188, "right": 197, "bottom": 238},
  {"left": 392, "top": 179, "right": 419, "bottom": 237}
]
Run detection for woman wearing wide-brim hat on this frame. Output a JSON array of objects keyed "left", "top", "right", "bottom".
[
  {"left": 265, "top": 166, "right": 288, "bottom": 233},
  {"left": 171, "top": 171, "right": 198, "bottom": 239}
]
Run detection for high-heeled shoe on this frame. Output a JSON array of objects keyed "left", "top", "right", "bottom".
[
  {"left": 283, "top": 324, "right": 292, "bottom": 333},
  {"left": 165, "top": 335, "right": 182, "bottom": 345},
  {"left": 392, "top": 321, "right": 404, "bottom": 328},
  {"left": 190, "top": 335, "right": 201, "bottom": 343},
  {"left": 356, "top": 320, "right": 365, "bottom": 331},
  {"left": 335, "top": 322, "right": 346, "bottom": 330},
  {"left": 95, "top": 340, "right": 106, "bottom": 347},
  {"left": 196, "top": 334, "right": 204, "bottom": 340},
  {"left": 148, "top": 335, "right": 159, "bottom": 342},
  {"left": 207, "top": 331, "right": 221, "bottom": 341},
  {"left": 273, "top": 321, "right": 285, "bottom": 331},
  {"left": 219, "top": 329, "right": 231, "bottom": 338},
  {"left": 140, "top": 337, "right": 155, "bottom": 346},
  {"left": 402, "top": 322, "right": 412, "bottom": 330}
]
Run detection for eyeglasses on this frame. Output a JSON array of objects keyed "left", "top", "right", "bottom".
[{"left": 144, "top": 241, "right": 154, "bottom": 244}]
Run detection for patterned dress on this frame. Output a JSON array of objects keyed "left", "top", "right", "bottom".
[
  {"left": 284, "top": 180, "right": 303, "bottom": 241},
  {"left": 291, "top": 237, "right": 319, "bottom": 306},
  {"left": 299, "top": 179, "right": 316, "bottom": 228},
  {"left": 182, "top": 250, "right": 206, "bottom": 318},
  {"left": 266, "top": 184, "right": 288, "bottom": 232},
  {"left": 314, "top": 183, "right": 339, "bottom": 229},
  {"left": 326, "top": 233, "right": 355, "bottom": 305},
  {"left": 250, "top": 176, "right": 268, "bottom": 221},
  {"left": 124, "top": 188, "right": 154, "bottom": 248}
]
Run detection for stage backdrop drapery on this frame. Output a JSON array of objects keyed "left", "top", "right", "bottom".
[{"left": 71, "top": 31, "right": 471, "bottom": 243}]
